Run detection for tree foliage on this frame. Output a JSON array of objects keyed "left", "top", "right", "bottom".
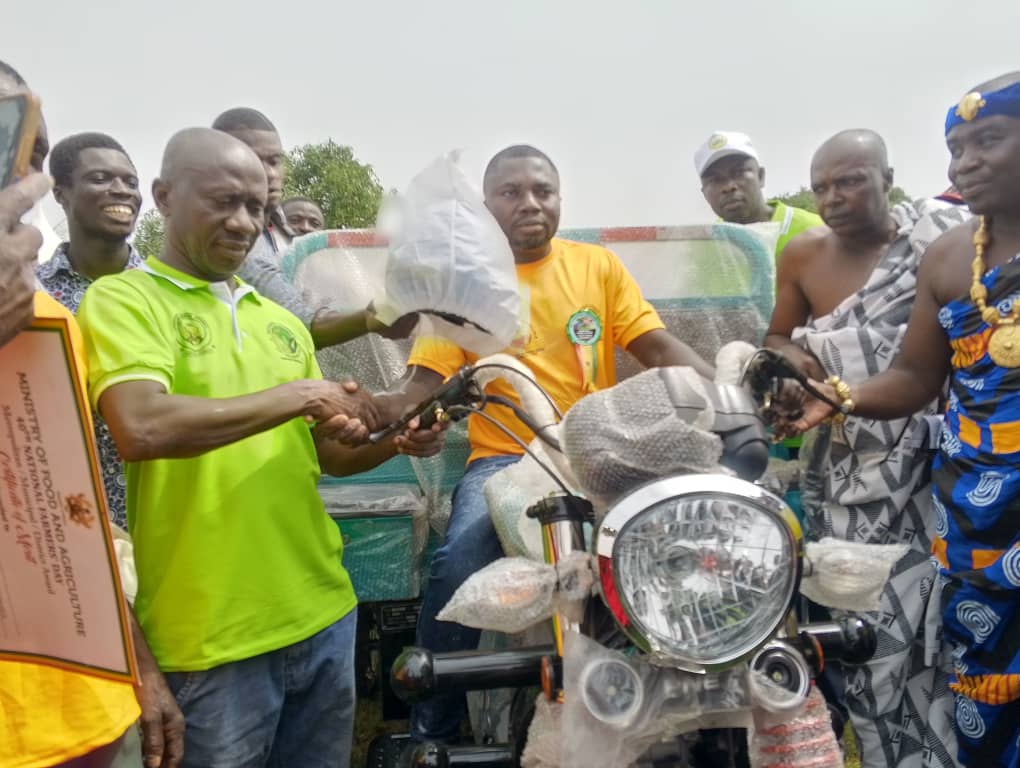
[
  {"left": 888, "top": 186, "right": 912, "bottom": 206},
  {"left": 283, "top": 140, "right": 384, "bottom": 229},
  {"left": 132, "top": 208, "right": 164, "bottom": 259},
  {"left": 773, "top": 185, "right": 911, "bottom": 214}
]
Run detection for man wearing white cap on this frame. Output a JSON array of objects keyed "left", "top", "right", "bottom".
[
  {"left": 695, "top": 131, "right": 822, "bottom": 263},
  {"left": 696, "top": 130, "right": 838, "bottom": 744}
]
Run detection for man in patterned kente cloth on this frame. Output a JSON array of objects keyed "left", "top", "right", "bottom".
[
  {"left": 789, "top": 71, "right": 1020, "bottom": 767},
  {"left": 767, "top": 128, "right": 967, "bottom": 768}
]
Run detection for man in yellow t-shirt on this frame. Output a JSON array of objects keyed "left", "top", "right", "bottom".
[
  {"left": 377, "top": 145, "right": 713, "bottom": 744},
  {"left": 0, "top": 174, "right": 145, "bottom": 768}
]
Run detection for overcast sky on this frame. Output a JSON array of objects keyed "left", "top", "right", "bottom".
[{"left": 3, "top": 0, "right": 1018, "bottom": 230}]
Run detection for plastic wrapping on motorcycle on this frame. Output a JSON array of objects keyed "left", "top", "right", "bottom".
[
  {"left": 559, "top": 366, "right": 724, "bottom": 511},
  {"left": 484, "top": 439, "right": 572, "bottom": 560},
  {"left": 553, "top": 550, "right": 595, "bottom": 604},
  {"left": 556, "top": 631, "right": 757, "bottom": 768},
  {"left": 520, "top": 693, "right": 562, "bottom": 768},
  {"left": 377, "top": 153, "right": 521, "bottom": 354},
  {"left": 283, "top": 223, "right": 779, "bottom": 527},
  {"left": 487, "top": 345, "right": 772, "bottom": 560},
  {"left": 715, "top": 340, "right": 759, "bottom": 386},
  {"left": 748, "top": 685, "right": 843, "bottom": 768},
  {"left": 472, "top": 354, "right": 578, "bottom": 553},
  {"left": 438, "top": 553, "right": 594, "bottom": 635},
  {"left": 514, "top": 631, "right": 826, "bottom": 768},
  {"left": 761, "top": 456, "right": 800, "bottom": 496},
  {"left": 438, "top": 557, "right": 559, "bottom": 634},
  {"left": 800, "top": 537, "right": 909, "bottom": 612}
]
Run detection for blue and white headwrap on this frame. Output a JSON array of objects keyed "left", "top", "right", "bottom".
[{"left": 945, "top": 81, "right": 1020, "bottom": 135}]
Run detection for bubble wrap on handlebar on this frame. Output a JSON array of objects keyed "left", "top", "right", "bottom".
[{"left": 560, "top": 367, "right": 724, "bottom": 511}]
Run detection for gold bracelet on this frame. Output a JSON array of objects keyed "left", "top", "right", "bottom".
[{"left": 824, "top": 375, "right": 856, "bottom": 424}]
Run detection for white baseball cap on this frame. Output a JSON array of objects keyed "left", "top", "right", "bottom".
[{"left": 694, "top": 131, "right": 760, "bottom": 177}]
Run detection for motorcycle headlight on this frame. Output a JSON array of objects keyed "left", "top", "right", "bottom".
[{"left": 595, "top": 474, "right": 802, "bottom": 672}]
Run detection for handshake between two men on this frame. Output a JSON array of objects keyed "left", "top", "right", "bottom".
[{"left": 300, "top": 377, "right": 448, "bottom": 459}]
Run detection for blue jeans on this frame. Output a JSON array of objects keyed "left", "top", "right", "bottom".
[
  {"left": 164, "top": 610, "right": 357, "bottom": 768},
  {"left": 410, "top": 454, "right": 521, "bottom": 743}
]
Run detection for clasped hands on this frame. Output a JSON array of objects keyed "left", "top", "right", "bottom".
[{"left": 302, "top": 379, "right": 446, "bottom": 457}]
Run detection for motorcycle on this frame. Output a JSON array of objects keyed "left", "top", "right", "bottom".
[{"left": 380, "top": 345, "right": 905, "bottom": 768}]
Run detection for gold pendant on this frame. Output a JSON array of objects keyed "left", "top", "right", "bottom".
[{"left": 988, "top": 325, "right": 1020, "bottom": 368}]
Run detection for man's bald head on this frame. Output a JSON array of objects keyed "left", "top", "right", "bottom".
[
  {"left": 810, "top": 129, "right": 894, "bottom": 240},
  {"left": 153, "top": 127, "right": 269, "bottom": 281},
  {"left": 812, "top": 129, "right": 890, "bottom": 176},
  {"left": 160, "top": 127, "right": 263, "bottom": 182}
]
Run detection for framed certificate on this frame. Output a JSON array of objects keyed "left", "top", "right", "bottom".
[{"left": 0, "top": 314, "right": 137, "bottom": 683}]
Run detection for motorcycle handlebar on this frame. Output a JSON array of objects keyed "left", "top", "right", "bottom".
[
  {"left": 406, "top": 743, "right": 515, "bottom": 768},
  {"left": 391, "top": 645, "right": 557, "bottom": 704},
  {"left": 800, "top": 617, "right": 877, "bottom": 666},
  {"left": 391, "top": 619, "right": 873, "bottom": 709},
  {"left": 370, "top": 349, "right": 799, "bottom": 448},
  {"left": 369, "top": 366, "right": 479, "bottom": 443}
]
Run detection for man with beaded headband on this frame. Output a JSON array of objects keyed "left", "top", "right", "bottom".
[{"left": 788, "top": 71, "right": 1020, "bottom": 767}]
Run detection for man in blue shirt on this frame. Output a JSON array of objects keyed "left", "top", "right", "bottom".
[
  {"left": 36, "top": 131, "right": 144, "bottom": 529},
  {"left": 212, "top": 107, "right": 417, "bottom": 348}
]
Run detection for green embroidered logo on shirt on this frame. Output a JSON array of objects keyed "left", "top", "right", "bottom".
[
  {"left": 174, "top": 313, "right": 212, "bottom": 352},
  {"left": 268, "top": 322, "right": 302, "bottom": 360}
]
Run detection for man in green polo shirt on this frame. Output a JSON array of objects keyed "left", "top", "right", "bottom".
[
  {"left": 696, "top": 130, "right": 823, "bottom": 263},
  {"left": 77, "top": 127, "right": 441, "bottom": 768}
]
